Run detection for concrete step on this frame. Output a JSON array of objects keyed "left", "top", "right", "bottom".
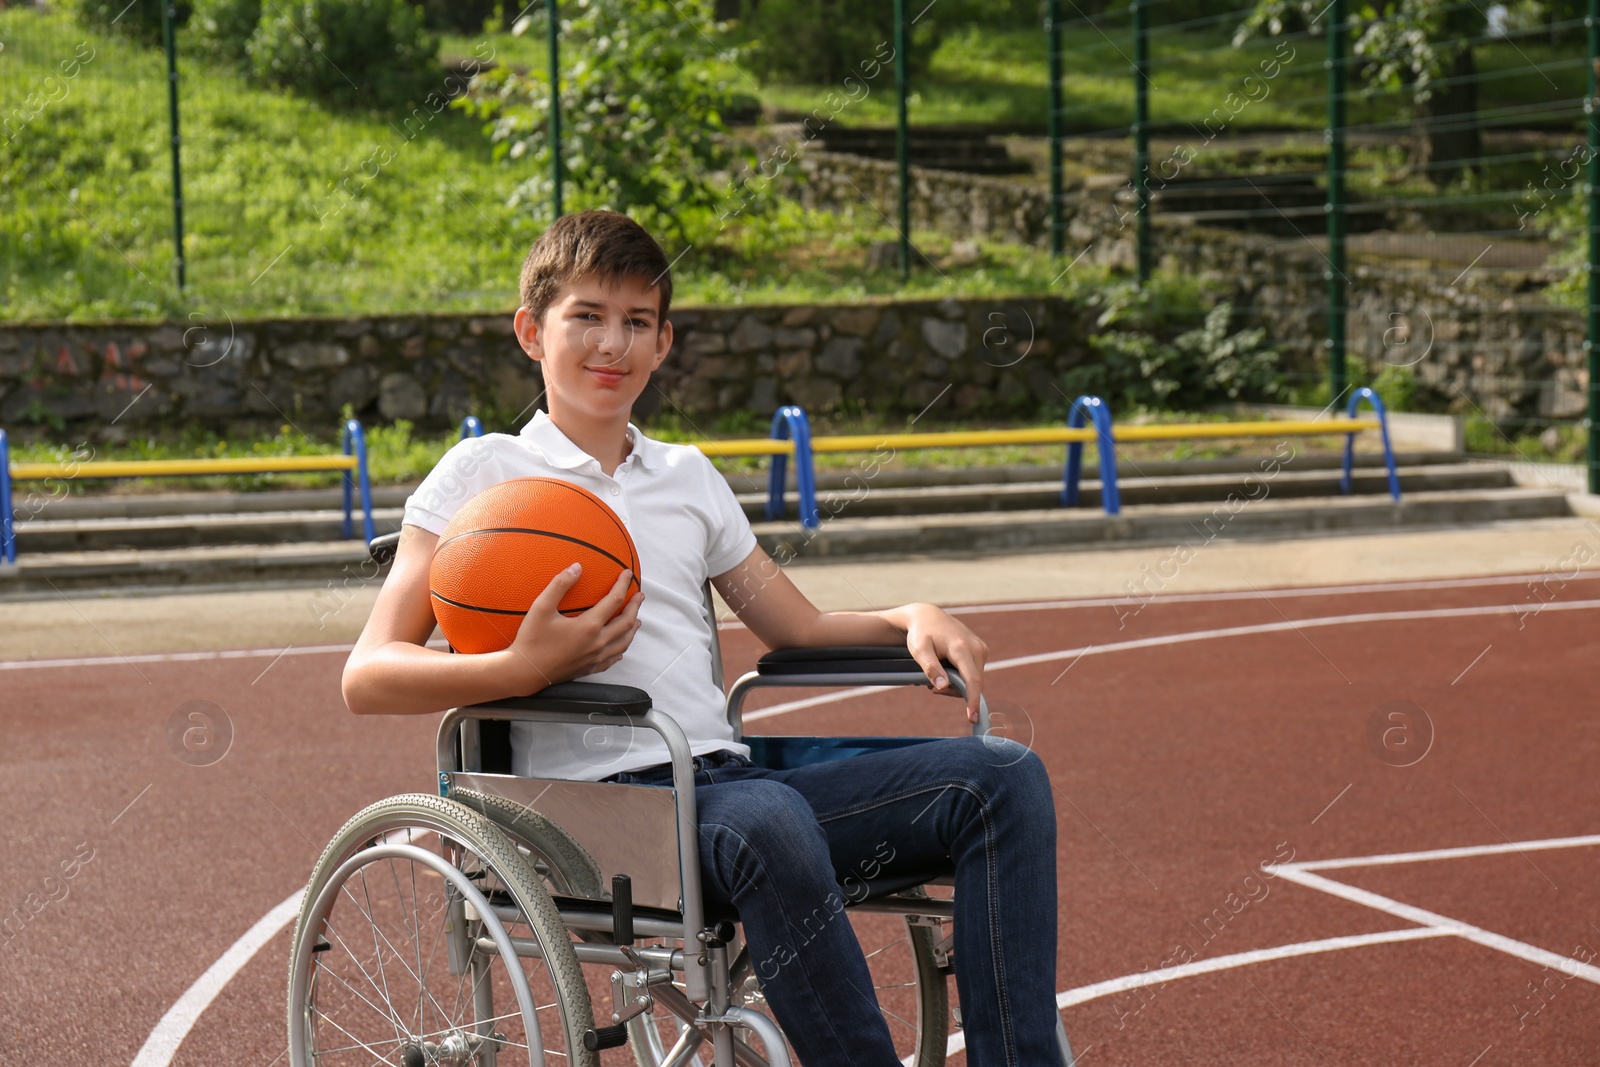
[
  {"left": 764, "top": 487, "right": 1574, "bottom": 561},
  {"left": 10, "top": 462, "right": 1502, "bottom": 553},
  {"left": 783, "top": 463, "right": 1510, "bottom": 519},
  {"left": 0, "top": 486, "right": 1572, "bottom": 596}
]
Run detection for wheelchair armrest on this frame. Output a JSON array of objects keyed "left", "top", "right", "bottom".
[
  {"left": 731, "top": 646, "right": 986, "bottom": 737},
  {"left": 368, "top": 531, "right": 402, "bottom": 565},
  {"left": 756, "top": 645, "right": 952, "bottom": 677},
  {"left": 465, "top": 681, "right": 653, "bottom": 718}
]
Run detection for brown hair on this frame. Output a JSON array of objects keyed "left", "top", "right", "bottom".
[{"left": 518, "top": 209, "right": 673, "bottom": 327}]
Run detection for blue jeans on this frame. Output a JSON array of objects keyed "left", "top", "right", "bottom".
[{"left": 605, "top": 736, "right": 1059, "bottom": 1067}]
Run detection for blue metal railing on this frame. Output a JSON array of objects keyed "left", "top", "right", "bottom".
[
  {"left": 340, "top": 419, "right": 377, "bottom": 543},
  {"left": 1062, "top": 394, "right": 1121, "bottom": 515},
  {"left": 0, "top": 429, "right": 14, "bottom": 565},
  {"left": 1340, "top": 387, "right": 1401, "bottom": 501},
  {"left": 766, "top": 405, "right": 820, "bottom": 529}
]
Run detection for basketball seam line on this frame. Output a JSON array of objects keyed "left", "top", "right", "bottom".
[
  {"left": 430, "top": 590, "right": 598, "bottom": 617},
  {"left": 541, "top": 478, "right": 640, "bottom": 576},
  {"left": 436, "top": 525, "right": 632, "bottom": 575}
]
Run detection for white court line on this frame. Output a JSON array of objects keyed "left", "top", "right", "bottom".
[
  {"left": 131, "top": 827, "right": 428, "bottom": 1067},
  {"left": 1271, "top": 866, "right": 1600, "bottom": 986},
  {"left": 743, "top": 598, "right": 1600, "bottom": 723},
  {"left": 718, "top": 569, "right": 1600, "bottom": 630},
  {"left": 0, "top": 639, "right": 450, "bottom": 672},
  {"left": 1287, "top": 833, "right": 1600, "bottom": 872},
  {"left": 953, "top": 834, "right": 1600, "bottom": 1057},
  {"left": 130, "top": 891, "right": 303, "bottom": 1067},
  {"left": 943, "top": 927, "right": 1454, "bottom": 1057}
]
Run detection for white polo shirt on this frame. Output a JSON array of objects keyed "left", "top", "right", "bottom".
[{"left": 402, "top": 410, "right": 758, "bottom": 780}]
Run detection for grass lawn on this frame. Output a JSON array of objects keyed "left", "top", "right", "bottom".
[{"left": 3, "top": 7, "right": 1583, "bottom": 325}]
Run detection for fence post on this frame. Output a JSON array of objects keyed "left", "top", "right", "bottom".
[
  {"left": 1326, "top": 0, "right": 1348, "bottom": 401},
  {"left": 1048, "top": 0, "right": 1064, "bottom": 258},
  {"left": 1588, "top": 0, "right": 1599, "bottom": 493},
  {"left": 1131, "top": 0, "right": 1151, "bottom": 285},
  {"left": 161, "top": 0, "right": 186, "bottom": 290},
  {"left": 547, "top": 0, "right": 563, "bottom": 218},
  {"left": 894, "top": 0, "right": 911, "bottom": 280}
]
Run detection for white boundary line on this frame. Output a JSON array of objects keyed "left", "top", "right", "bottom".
[
  {"left": 743, "top": 598, "right": 1600, "bottom": 723},
  {"left": 129, "top": 891, "right": 302, "bottom": 1067},
  {"left": 943, "top": 927, "right": 1454, "bottom": 1057},
  {"left": 1288, "top": 833, "right": 1600, "bottom": 872},
  {"left": 721, "top": 569, "right": 1600, "bottom": 630},
  {"left": 1272, "top": 867, "right": 1600, "bottom": 986},
  {"left": 131, "top": 827, "right": 429, "bottom": 1067},
  {"left": 947, "top": 834, "right": 1600, "bottom": 1058},
  {"left": 0, "top": 639, "right": 450, "bottom": 672}
]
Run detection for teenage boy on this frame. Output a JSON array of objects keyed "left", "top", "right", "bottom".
[{"left": 343, "top": 209, "right": 1060, "bottom": 1065}]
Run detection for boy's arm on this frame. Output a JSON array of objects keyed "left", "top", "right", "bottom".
[
  {"left": 710, "top": 544, "right": 988, "bottom": 722},
  {"left": 342, "top": 524, "right": 644, "bottom": 715}
]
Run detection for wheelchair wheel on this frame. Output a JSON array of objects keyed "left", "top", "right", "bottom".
[
  {"left": 851, "top": 912, "right": 950, "bottom": 1067},
  {"left": 451, "top": 789, "right": 605, "bottom": 899},
  {"left": 286, "top": 794, "right": 597, "bottom": 1067}
]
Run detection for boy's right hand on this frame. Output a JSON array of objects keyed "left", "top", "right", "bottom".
[{"left": 503, "top": 564, "right": 644, "bottom": 692}]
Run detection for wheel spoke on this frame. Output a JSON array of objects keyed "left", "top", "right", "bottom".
[
  {"left": 356, "top": 867, "right": 405, "bottom": 1048},
  {"left": 338, "top": 873, "right": 458, "bottom": 1031},
  {"left": 313, "top": 956, "right": 413, "bottom": 1033},
  {"left": 310, "top": 1001, "right": 405, "bottom": 1066},
  {"left": 320, "top": 919, "right": 406, "bottom": 1034}
]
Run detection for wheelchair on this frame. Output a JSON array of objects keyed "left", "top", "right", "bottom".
[{"left": 286, "top": 532, "right": 1077, "bottom": 1067}]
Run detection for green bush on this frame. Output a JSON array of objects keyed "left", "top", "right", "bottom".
[
  {"left": 458, "top": 0, "right": 755, "bottom": 247},
  {"left": 1174, "top": 302, "right": 1281, "bottom": 402},
  {"left": 69, "top": 0, "right": 191, "bottom": 44},
  {"left": 1060, "top": 285, "right": 1282, "bottom": 411},
  {"left": 250, "top": 0, "right": 441, "bottom": 109},
  {"left": 417, "top": 0, "right": 502, "bottom": 32},
  {"left": 190, "top": 0, "right": 260, "bottom": 67}
]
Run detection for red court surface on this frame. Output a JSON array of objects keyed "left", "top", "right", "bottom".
[{"left": 3, "top": 570, "right": 1598, "bottom": 1066}]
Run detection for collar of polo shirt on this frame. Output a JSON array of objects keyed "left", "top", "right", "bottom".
[{"left": 520, "top": 409, "right": 661, "bottom": 473}]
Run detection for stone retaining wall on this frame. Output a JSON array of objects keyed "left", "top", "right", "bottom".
[
  {"left": 0, "top": 296, "right": 1095, "bottom": 437},
  {"left": 776, "top": 150, "right": 1587, "bottom": 421}
]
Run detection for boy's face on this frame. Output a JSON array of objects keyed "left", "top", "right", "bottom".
[{"left": 513, "top": 271, "right": 671, "bottom": 422}]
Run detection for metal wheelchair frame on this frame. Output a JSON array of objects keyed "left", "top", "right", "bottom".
[{"left": 295, "top": 532, "right": 1075, "bottom": 1067}]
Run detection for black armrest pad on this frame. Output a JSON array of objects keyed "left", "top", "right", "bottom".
[
  {"left": 369, "top": 531, "right": 402, "bottom": 565},
  {"left": 756, "top": 646, "right": 951, "bottom": 676},
  {"left": 467, "top": 681, "right": 653, "bottom": 717}
]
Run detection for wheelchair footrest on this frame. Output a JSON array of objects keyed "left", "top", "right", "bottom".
[{"left": 583, "top": 1024, "right": 629, "bottom": 1051}]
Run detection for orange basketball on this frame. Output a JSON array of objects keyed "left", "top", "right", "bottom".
[{"left": 429, "top": 477, "right": 642, "bottom": 655}]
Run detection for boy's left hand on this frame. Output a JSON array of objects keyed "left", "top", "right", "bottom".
[{"left": 896, "top": 603, "right": 989, "bottom": 723}]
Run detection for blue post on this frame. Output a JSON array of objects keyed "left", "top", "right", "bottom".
[
  {"left": 1341, "top": 387, "right": 1401, "bottom": 501},
  {"left": 0, "top": 429, "right": 14, "bottom": 565},
  {"left": 460, "top": 415, "right": 484, "bottom": 440},
  {"left": 766, "top": 405, "right": 819, "bottom": 529},
  {"left": 1061, "top": 395, "right": 1121, "bottom": 515},
  {"left": 340, "top": 420, "right": 377, "bottom": 543}
]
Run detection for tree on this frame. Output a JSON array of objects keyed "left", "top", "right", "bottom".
[
  {"left": 457, "top": 0, "right": 756, "bottom": 248},
  {"left": 1235, "top": 0, "right": 1485, "bottom": 186}
]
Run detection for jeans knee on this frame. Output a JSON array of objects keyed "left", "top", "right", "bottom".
[
  {"left": 700, "top": 781, "right": 830, "bottom": 899},
  {"left": 942, "top": 736, "right": 1054, "bottom": 823}
]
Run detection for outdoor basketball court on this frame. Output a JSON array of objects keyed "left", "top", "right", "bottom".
[{"left": 3, "top": 530, "right": 1598, "bottom": 1065}]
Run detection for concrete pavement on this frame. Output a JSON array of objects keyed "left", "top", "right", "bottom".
[{"left": 2, "top": 516, "right": 1596, "bottom": 661}]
